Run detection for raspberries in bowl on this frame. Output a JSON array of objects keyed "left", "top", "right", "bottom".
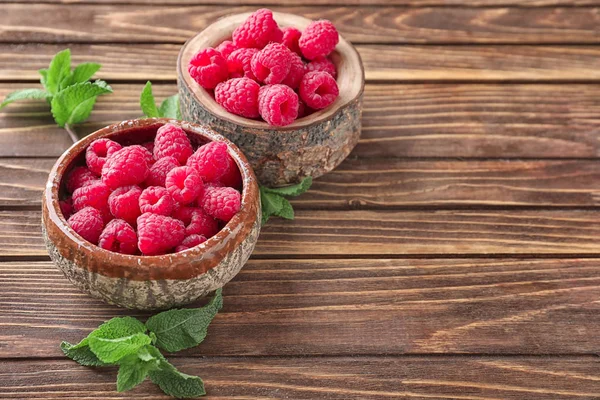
[
  {"left": 178, "top": 10, "right": 365, "bottom": 187},
  {"left": 42, "top": 119, "right": 261, "bottom": 310}
]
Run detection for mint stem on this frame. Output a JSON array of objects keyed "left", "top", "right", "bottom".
[{"left": 64, "top": 124, "right": 78, "bottom": 144}]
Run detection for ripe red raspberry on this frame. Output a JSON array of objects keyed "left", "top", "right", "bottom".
[
  {"left": 227, "top": 48, "right": 258, "bottom": 80},
  {"left": 98, "top": 219, "right": 138, "bottom": 255},
  {"left": 175, "top": 234, "right": 207, "bottom": 253},
  {"left": 232, "top": 9, "right": 282, "bottom": 49},
  {"left": 166, "top": 166, "right": 203, "bottom": 205},
  {"left": 135, "top": 144, "right": 155, "bottom": 166},
  {"left": 186, "top": 142, "right": 229, "bottom": 183},
  {"left": 59, "top": 198, "right": 73, "bottom": 219},
  {"left": 139, "top": 186, "right": 174, "bottom": 216},
  {"left": 108, "top": 185, "right": 142, "bottom": 226},
  {"left": 137, "top": 213, "right": 185, "bottom": 255},
  {"left": 306, "top": 56, "right": 337, "bottom": 79},
  {"left": 251, "top": 43, "right": 292, "bottom": 85},
  {"left": 153, "top": 123, "right": 193, "bottom": 165},
  {"left": 297, "top": 100, "right": 309, "bottom": 119},
  {"left": 215, "top": 78, "right": 260, "bottom": 119},
  {"left": 68, "top": 207, "right": 104, "bottom": 245},
  {"left": 145, "top": 156, "right": 180, "bottom": 187},
  {"left": 102, "top": 146, "right": 150, "bottom": 189},
  {"left": 299, "top": 20, "right": 339, "bottom": 60},
  {"left": 72, "top": 180, "right": 111, "bottom": 222},
  {"left": 65, "top": 166, "right": 98, "bottom": 193},
  {"left": 173, "top": 206, "right": 219, "bottom": 237},
  {"left": 219, "top": 156, "right": 242, "bottom": 189},
  {"left": 281, "top": 52, "right": 305, "bottom": 89},
  {"left": 258, "top": 84, "right": 299, "bottom": 126},
  {"left": 299, "top": 71, "right": 339, "bottom": 110},
  {"left": 141, "top": 141, "right": 155, "bottom": 154},
  {"left": 200, "top": 186, "right": 241, "bottom": 222},
  {"left": 86, "top": 139, "right": 122, "bottom": 176},
  {"left": 280, "top": 27, "right": 302, "bottom": 55},
  {"left": 216, "top": 40, "right": 237, "bottom": 59},
  {"left": 188, "top": 48, "right": 228, "bottom": 90}
]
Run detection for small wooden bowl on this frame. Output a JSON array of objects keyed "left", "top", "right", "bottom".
[
  {"left": 178, "top": 12, "right": 365, "bottom": 187},
  {"left": 41, "top": 118, "right": 261, "bottom": 310}
]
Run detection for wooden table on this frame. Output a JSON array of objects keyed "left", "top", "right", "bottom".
[{"left": 2, "top": 1, "right": 600, "bottom": 399}]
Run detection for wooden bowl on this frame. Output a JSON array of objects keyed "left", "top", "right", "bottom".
[
  {"left": 178, "top": 12, "right": 365, "bottom": 187},
  {"left": 41, "top": 118, "right": 261, "bottom": 310}
]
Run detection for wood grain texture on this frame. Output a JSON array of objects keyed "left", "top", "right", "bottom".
[
  {"left": 1, "top": 357, "right": 600, "bottom": 399},
  {"left": 4, "top": 44, "right": 600, "bottom": 82},
  {"left": 7, "top": 0, "right": 600, "bottom": 5},
  {"left": 5, "top": 209, "right": 600, "bottom": 256},
  {"left": 2, "top": 83, "right": 600, "bottom": 159},
  {"left": 4, "top": 158, "right": 600, "bottom": 208},
  {"left": 2, "top": 259, "right": 600, "bottom": 357},
  {"left": 0, "top": 5, "right": 599, "bottom": 44}
]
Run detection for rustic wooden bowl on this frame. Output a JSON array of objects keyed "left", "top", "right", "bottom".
[
  {"left": 178, "top": 12, "right": 365, "bottom": 187},
  {"left": 41, "top": 118, "right": 261, "bottom": 310}
]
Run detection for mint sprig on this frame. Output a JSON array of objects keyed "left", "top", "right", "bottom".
[
  {"left": 0, "top": 48, "right": 112, "bottom": 137},
  {"left": 61, "top": 289, "right": 222, "bottom": 398},
  {"left": 259, "top": 177, "right": 312, "bottom": 225},
  {"left": 140, "top": 81, "right": 181, "bottom": 119}
]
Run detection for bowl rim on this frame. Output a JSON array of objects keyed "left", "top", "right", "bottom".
[
  {"left": 177, "top": 11, "right": 365, "bottom": 132},
  {"left": 43, "top": 118, "right": 260, "bottom": 280}
]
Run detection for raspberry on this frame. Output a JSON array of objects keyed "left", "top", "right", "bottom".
[
  {"left": 137, "top": 213, "right": 185, "bottom": 255},
  {"left": 98, "top": 219, "right": 138, "bottom": 255},
  {"left": 227, "top": 48, "right": 258, "bottom": 80},
  {"left": 142, "top": 141, "right": 155, "bottom": 154},
  {"left": 251, "top": 43, "right": 292, "bottom": 85},
  {"left": 299, "top": 20, "right": 339, "bottom": 60},
  {"left": 165, "top": 166, "right": 203, "bottom": 205},
  {"left": 153, "top": 123, "right": 193, "bottom": 165},
  {"left": 258, "top": 84, "right": 299, "bottom": 126},
  {"left": 72, "top": 181, "right": 111, "bottom": 222},
  {"left": 219, "top": 155, "right": 242, "bottom": 189},
  {"left": 139, "top": 186, "right": 174, "bottom": 216},
  {"left": 216, "top": 40, "right": 237, "bottom": 59},
  {"left": 102, "top": 146, "right": 150, "bottom": 189},
  {"left": 86, "top": 139, "right": 122, "bottom": 176},
  {"left": 280, "top": 27, "right": 302, "bottom": 55},
  {"left": 232, "top": 9, "right": 282, "bottom": 49},
  {"left": 297, "top": 100, "right": 308, "bottom": 119},
  {"left": 186, "top": 142, "right": 229, "bottom": 183},
  {"left": 188, "top": 48, "right": 228, "bottom": 90},
  {"left": 108, "top": 185, "right": 142, "bottom": 226},
  {"left": 299, "top": 71, "right": 339, "bottom": 110},
  {"left": 65, "top": 166, "right": 97, "bottom": 193},
  {"left": 145, "top": 156, "right": 180, "bottom": 187},
  {"left": 135, "top": 144, "right": 155, "bottom": 166},
  {"left": 306, "top": 56, "right": 337, "bottom": 79},
  {"left": 200, "top": 186, "right": 241, "bottom": 222},
  {"left": 215, "top": 78, "right": 260, "bottom": 119},
  {"left": 281, "top": 52, "right": 305, "bottom": 89},
  {"left": 59, "top": 198, "right": 73, "bottom": 219},
  {"left": 173, "top": 206, "right": 219, "bottom": 237},
  {"left": 175, "top": 234, "right": 207, "bottom": 253},
  {"left": 68, "top": 207, "right": 104, "bottom": 245}
]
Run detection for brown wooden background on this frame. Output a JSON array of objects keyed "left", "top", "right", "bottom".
[{"left": 1, "top": 0, "right": 600, "bottom": 399}]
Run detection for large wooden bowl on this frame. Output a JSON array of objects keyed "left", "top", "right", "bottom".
[{"left": 178, "top": 12, "right": 365, "bottom": 187}]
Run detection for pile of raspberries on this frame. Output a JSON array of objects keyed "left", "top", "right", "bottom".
[
  {"left": 188, "top": 8, "right": 340, "bottom": 126},
  {"left": 60, "top": 124, "right": 243, "bottom": 256}
]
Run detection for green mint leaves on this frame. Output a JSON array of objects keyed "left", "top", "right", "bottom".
[
  {"left": 0, "top": 49, "right": 112, "bottom": 129},
  {"left": 140, "top": 81, "right": 181, "bottom": 119},
  {"left": 61, "top": 289, "right": 223, "bottom": 398},
  {"left": 259, "top": 177, "right": 312, "bottom": 225}
]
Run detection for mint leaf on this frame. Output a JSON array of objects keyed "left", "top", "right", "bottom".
[
  {"left": 39, "top": 69, "right": 49, "bottom": 89},
  {"left": 68, "top": 62, "right": 101, "bottom": 86},
  {"left": 259, "top": 188, "right": 285, "bottom": 225},
  {"left": 45, "top": 49, "right": 71, "bottom": 95},
  {"left": 51, "top": 80, "right": 112, "bottom": 127},
  {"left": 262, "top": 177, "right": 312, "bottom": 197},
  {"left": 140, "top": 81, "right": 160, "bottom": 118},
  {"left": 276, "top": 197, "right": 294, "bottom": 220},
  {"left": 61, "top": 339, "right": 107, "bottom": 367},
  {"left": 146, "top": 289, "right": 223, "bottom": 352},
  {"left": 0, "top": 89, "right": 49, "bottom": 109},
  {"left": 116, "top": 346, "right": 161, "bottom": 392},
  {"left": 87, "top": 316, "right": 151, "bottom": 363},
  {"left": 159, "top": 94, "right": 180, "bottom": 119},
  {"left": 149, "top": 357, "right": 205, "bottom": 398}
]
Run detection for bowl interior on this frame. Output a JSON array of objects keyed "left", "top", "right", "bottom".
[{"left": 178, "top": 11, "right": 365, "bottom": 131}]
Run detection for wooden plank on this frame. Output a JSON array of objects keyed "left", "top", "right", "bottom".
[
  {"left": 2, "top": 259, "right": 600, "bottom": 357},
  {"left": 4, "top": 44, "right": 600, "bottom": 82},
  {"left": 4, "top": 158, "right": 600, "bottom": 208},
  {"left": 1, "top": 357, "right": 599, "bottom": 399},
  {"left": 4, "top": 209, "right": 600, "bottom": 257},
  {"left": 0, "top": 5, "right": 599, "bottom": 44},
  {"left": 2, "top": 83, "right": 600, "bottom": 159}
]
